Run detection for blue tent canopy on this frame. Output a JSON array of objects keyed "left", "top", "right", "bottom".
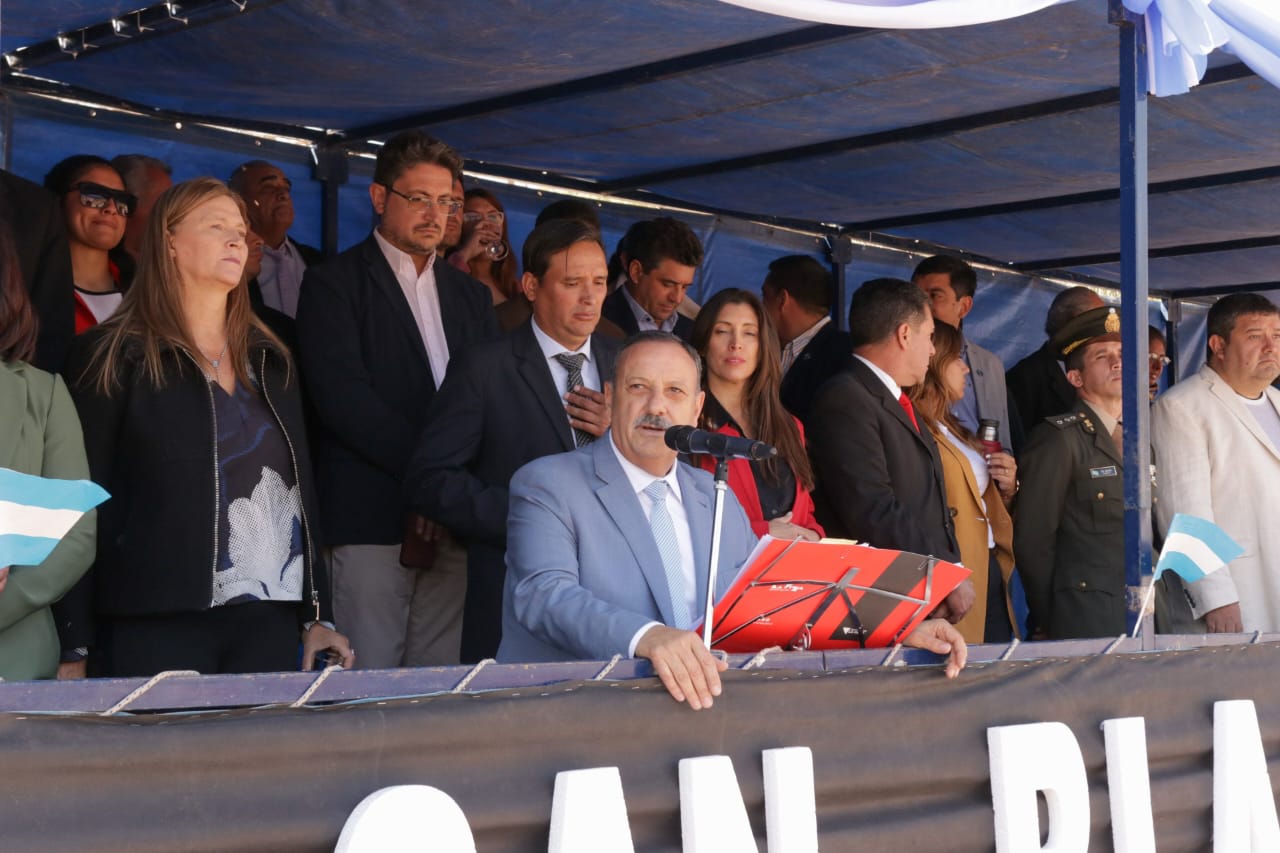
[
  {"left": 0, "top": 0, "right": 1274, "bottom": 342},
  {"left": 2, "top": 0, "right": 1276, "bottom": 300}
]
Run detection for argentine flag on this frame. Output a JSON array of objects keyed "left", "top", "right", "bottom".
[
  {"left": 0, "top": 468, "right": 108, "bottom": 568},
  {"left": 1155, "top": 514, "right": 1244, "bottom": 584}
]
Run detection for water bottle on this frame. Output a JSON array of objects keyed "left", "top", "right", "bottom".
[{"left": 978, "top": 419, "right": 1002, "bottom": 456}]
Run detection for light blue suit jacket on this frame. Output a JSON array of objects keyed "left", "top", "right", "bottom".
[{"left": 498, "top": 435, "right": 758, "bottom": 662}]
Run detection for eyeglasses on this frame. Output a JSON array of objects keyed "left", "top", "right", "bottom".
[
  {"left": 1149, "top": 354, "right": 1171, "bottom": 366},
  {"left": 72, "top": 182, "right": 136, "bottom": 217},
  {"left": 463, "top": 210, "right": 505, "bottom": 226},
  {"left": 382, "top": 184, "right": 462, "bottom": 215}
]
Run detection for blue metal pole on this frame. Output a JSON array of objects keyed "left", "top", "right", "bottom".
[
  {"left": 313, "top": 145, "right": 348, "bottom": 258},
  {"left": 1113, "top": 3, "right": 1154, "bottom": 637},
  {"left": 830, "top": 234, "right": 854, "bottom": 330}
]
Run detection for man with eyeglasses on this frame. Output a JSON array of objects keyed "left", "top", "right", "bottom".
[
  {"left": 440, "top": 176, "right": 466, "bottom": 256},
  {"left": 1148, "top": 325, "right": 1169, "bottom": 400},
  {"left": 296, "top": 131, "right": 497, "bottom": 670},
  {"left": 229, "top": 160, "right": 322, "bottom": 319}
]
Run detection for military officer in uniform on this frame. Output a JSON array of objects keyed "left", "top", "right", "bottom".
[{"left": 1014, "top": 306, "right": 1154, "bottom": 639}]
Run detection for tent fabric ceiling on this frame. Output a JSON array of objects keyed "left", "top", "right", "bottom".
[{"left": 2, "top": 0, "right": 1277, "bottom": 294}]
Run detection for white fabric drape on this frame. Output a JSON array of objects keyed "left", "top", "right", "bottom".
[
  {"left": 1123, "top": 0, "right": 1280, "bottom": 96},
  {"left": 716, "top": 0, "right": 1074, "bottom": 30},
  {"left": 718, "top": 0, "right": 1280, "bottom": 98}
]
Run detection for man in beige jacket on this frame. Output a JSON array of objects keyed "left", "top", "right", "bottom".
[{"left": 1152, "top": 293, "right": 1280, "bottom": 633}]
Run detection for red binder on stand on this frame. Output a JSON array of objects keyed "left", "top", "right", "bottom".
[{"left": 703, "top": 537, "right": 971, "bottom": 653}]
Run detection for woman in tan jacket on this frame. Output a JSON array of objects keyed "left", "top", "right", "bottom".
[{"left": 910, "top": 320, "right": 1019, "bottom": 643}]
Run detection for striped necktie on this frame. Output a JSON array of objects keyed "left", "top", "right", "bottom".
[
  {"left": 554, "top": 352, "right": 595, "bottom": 448},
  {"left": 643, "top": 480, "right": 691, "bottom": 629}
]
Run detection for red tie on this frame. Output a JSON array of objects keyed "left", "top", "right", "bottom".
[{"left": 898, "top": 392, "right": 919, "bottom": 432}]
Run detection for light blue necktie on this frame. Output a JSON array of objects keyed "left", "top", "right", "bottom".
[{"left": 643, "top": 480, "right": 691, "bottom": 629}]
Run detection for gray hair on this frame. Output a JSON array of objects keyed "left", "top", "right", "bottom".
[
  {"left": 110, "top": 153, "right": 172, "bottom": 196},
  {"left": 612, "top": 331, "right": 703, "bottom": 385},
  {"left": 227, "top": 159, "right": 278, "bottom": 195}
]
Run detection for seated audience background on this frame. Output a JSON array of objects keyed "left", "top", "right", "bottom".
[
  {"left": 43, "top": 155, "right": 136, "bottom": 333},
  {"left": 63, "top": 177, "right": 352, "bottom": 677},
  {"left": 0, "top": 215, "right": 97, "bottom": 680},
  {"left": 909, "top": 319, "right": 1018, "bottom": 643},
  {"left": 690, "top": 288, "right": 822, "bottom": 541}
]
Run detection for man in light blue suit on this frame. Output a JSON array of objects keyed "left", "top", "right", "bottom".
[
  {"left": 499, "top": 332, "right": 752, "bottom": 710},
  {"left": 501, "top": 332, "right": 972, "bottom": 710}
]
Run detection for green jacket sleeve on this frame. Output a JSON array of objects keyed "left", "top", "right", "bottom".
[{"left": 0, "top": 375, "right": 96, "bottom": 633}]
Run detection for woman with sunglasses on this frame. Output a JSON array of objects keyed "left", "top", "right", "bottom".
[
  {"left": 43, "top": 156, "right": 137, "bottom": 334},
  {"left": 0, "top": 214, "right": 97, "bottom": 680},
  {"left": 908, "top": 319, "right": 1019, "bottom": 643},
  {"left": 690, "top": 289, "right": 823, "bottom": 541},
  {"left": 450, "top": 188, "right": 519, "bottom": 305},
  {"left": 64, "top": 177, "right": 352, "bottom": 677}
]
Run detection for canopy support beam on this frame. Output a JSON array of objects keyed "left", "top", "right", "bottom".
[
  {"left": 598, "top": 63, "right": 1253, "bottom": 193},
  {"left": 843, "top": 164, "right": 1280, "bottom": 232},
  {"left": 313, "top": 146, "right": 349, "bottom": 258},
  {"left": 335, "top": 24, "right": 872, "bottom": 146},
  {"left": 1013, "top": 234, "right": 1280, "bottom": 272},
  {"left": 1113, "top": 1, "right": 1154, "bottom": 639}
]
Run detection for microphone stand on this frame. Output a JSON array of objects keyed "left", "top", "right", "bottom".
[{"left": 702, "top": 457, "right": 730, "bottom": 650}]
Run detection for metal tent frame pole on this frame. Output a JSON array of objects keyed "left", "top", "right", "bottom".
[{"left": 1113, "top": 1, "right": 1155, "bottom": 640}]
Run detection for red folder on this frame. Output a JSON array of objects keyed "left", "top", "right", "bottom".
[{"left": 705, "top": 537, "right": 971, "bottom": 652}]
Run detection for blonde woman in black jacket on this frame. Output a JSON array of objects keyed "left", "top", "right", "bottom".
[{"left": 65, "top": 177, "right": 353, "bottom": 677}]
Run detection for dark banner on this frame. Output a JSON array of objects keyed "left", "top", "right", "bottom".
[{"left": 3, "top": 643, "right": 1279, "bottom": 851}]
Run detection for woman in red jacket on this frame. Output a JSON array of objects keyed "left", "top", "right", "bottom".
[{"left": 690, "top": 288, "right": 822, "bottom": 541}]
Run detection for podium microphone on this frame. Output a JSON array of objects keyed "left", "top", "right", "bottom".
[{"left": 664, "top": 425, "right": 776, "bottom": 461}]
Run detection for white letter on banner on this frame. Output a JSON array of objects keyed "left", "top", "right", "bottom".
[
  {"left": 1214, "top": 700, "right": 1280, "bottom": 851},
  {"left": 1102, "top": 717, "right": 1155, "bottom": 853},
  {"left": 679, "top": 755, "right": 756, "bottom": 852},
  {"left": 548, "top": 767, "right": 635, "bottom": 853},
  {"left": 762, "top": 747, "right": 818, "bottom": 853},
  {"left": 988, "top": 722, "right": 1089, "bottom": 853},
  {"left": 334, "top": 785, "right": 475, "bottom": 853}
]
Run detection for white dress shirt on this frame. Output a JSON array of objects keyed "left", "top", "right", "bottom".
[
  {"left": 853, "top": 353, "right": 902, "bottom": 399},
  {"left": 373, "top": 229, "right": 451, "bottom": 389},
  {"left": 621, "top": 285, "right": 679, "bottom": 334},
  {"left": 608, "top": 435, "right": 698, "bottom": 655},
  {"left": 530, "top": 318, "right": 602, "bottom": 395},
  {"left": 258, "top": 237, "right": 308, "bottom": 319}
]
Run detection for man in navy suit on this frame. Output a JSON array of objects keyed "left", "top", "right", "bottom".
[
  {"left": 405, "top": 219, "right": 618, "bottom": 662},
  {"left": 761, "top": 254, "right": 850, "bottom": 427},
  {"left": 500, "top": 332, "right": 969, "bottom": 708},
  {"left": 600, "top": 217, "right": 701, "bottom": 341},
  {"left": 808, "top": 278, "right": 976, "bottom": 623},
  {"left": 296, "top": 131, "right": 497, "bottom": 669}
]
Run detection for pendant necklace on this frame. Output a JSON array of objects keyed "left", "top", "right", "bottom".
[{"left": 202, "top": 340, "right": 229, "bottom": 377}]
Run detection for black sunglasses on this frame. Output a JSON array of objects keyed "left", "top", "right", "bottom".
[{"left": 72, "top": 182, "right": 137, "bottom": 218}]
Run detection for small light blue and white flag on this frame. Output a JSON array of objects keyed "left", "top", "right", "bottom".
[
  {"left": 1155, "top": 514, "right": 1244, "bottom": 584},
  {"left": 0, "top": 467, "right": 108, "bottom": 568}
]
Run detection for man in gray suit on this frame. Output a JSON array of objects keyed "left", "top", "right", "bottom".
[
  {"left": 500, "top": 332, "right": 967, "bottom": 709},
  {"left": 914, "top": 255, "right": 1013, "bottom": 451}
]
